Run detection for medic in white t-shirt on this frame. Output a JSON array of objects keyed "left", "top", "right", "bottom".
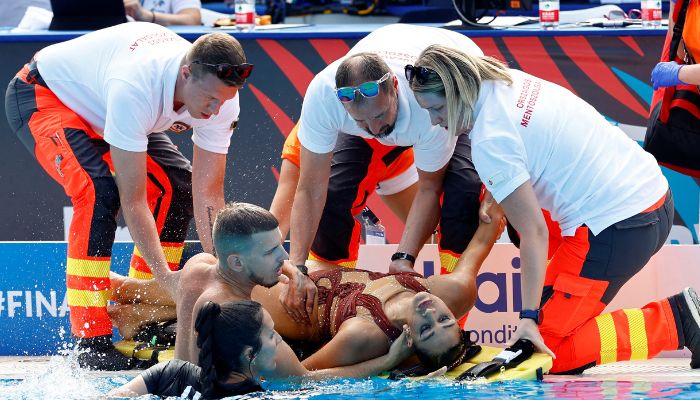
[
  {"left": 284, "top": 25, "right": 485, "bottom": 321},
  {"left": 407, "top": 44, "right": 700, "bottom": 375}
]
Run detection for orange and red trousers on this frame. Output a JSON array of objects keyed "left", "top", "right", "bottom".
[
  {"left": 6, "top": 62, "right": 192, "bottom": 338},
  {"left": 537, "top": 191, "right": 681, "bottom": 373}
]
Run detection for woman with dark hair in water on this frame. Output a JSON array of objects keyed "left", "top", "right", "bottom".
[
  {"left": 109, "top": 299, "right": 410, "bottom": 398},
  {"left": 108, "top": 300, "right": 272, "bottom": 398}
]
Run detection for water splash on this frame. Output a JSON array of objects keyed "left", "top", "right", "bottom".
[{"left": 0, "top": 347, "right": 152, "bottom": 400}]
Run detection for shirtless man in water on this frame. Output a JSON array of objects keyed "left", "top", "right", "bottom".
[{"left": 111, "top": 201, "right": 506, "bottom": 372}]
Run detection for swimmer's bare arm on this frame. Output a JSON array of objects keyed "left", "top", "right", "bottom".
[
  {"left": 110, "top": 271, "right": 177, "bottom": 306},
  {"left": 450, "top": 202, "right": 505, "bottom": 279},
  {"left": 106, "top": 375, "right": 147, "bottom": 397},
  {"left": 110, "top": 254, "right": 216, "bottom": 306},
  {"left": 111, "top": 252, "right": 209, "bottom": 303},
  {"left": 252, "top": 276, "right": 320, "bottom": 342},
  {"left": 301, "top": 320, "right": 390, "bottom": 370},
  {"left": 192, "top": 145, "right": 226, "bottom": 255},
  {"left": 428, "top": 203, "right": 505, "bottom": 317},
  {"left": 269, "top": 325, "right": 412, "bottom": 379},
  {"left": 112, "top": 147, "right": 178, "bottom": 298}
]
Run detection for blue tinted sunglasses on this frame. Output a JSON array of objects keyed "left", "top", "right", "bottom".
[{"left": 335, "top": 72, "right": 391, "bottom": 103}]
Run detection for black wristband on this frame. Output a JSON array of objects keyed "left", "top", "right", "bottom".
[
  {"left": 391, "top": 252, "right": 416, "bottom": 264},
  {"left": 519, "top": 309, "right": 542, "bottom": 325},
  {"left": 296, "top": 264, "right": 309, "bottom": 276}
]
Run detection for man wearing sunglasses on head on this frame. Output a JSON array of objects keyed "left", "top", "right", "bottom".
[
  {"left": 5, "top": 23, "right": 252, "bottom": 371},
  {"left": 283, "top": 24, "right": 486, "bottom": 323}
]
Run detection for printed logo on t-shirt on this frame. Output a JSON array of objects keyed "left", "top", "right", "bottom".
[
  {"left": 129, "top": 32, "right": 181, "bottom": 52},
  {"left": 374, "top": 50, "right": 416, "bottom": 65},
  {"left": 515, "top": 78, "right": 542, "bottom": 128},
  {"left": 169, "top": 122, "right": 191, "bottom": 133},
  {"left": 487, "top": 171, "right": 505, "bottom": 188}
]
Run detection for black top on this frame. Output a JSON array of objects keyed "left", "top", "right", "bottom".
[
  {"left": 49, "top": 0, "right": 127, "bottom": 30},
  {"left": 141, "top": 359, "right": 262, "bottom": 399}
]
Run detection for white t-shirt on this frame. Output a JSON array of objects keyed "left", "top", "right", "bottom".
[
  {"left": 142, "top": 0, "right": 201, "bottom": 14},
  {"left": 471, "top": 69, "right": 668, "bottom": 236},
  {"left": 35, "top": 22, "right": 239, "bottom": 155},
  {"left": 297, "top": 24, "right": 483, "bottom": 173}
]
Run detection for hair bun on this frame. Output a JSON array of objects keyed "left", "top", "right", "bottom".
[{"left": 195, "top": 301, "right": 222, "bottom": 338}]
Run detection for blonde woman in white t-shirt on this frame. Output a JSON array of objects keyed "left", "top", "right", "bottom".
[{"left": 406, "top": 44, "right": 700, "bottom": 375}]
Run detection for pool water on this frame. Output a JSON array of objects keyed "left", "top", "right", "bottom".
[
  {"left": 0, "top": 356, "right": 698, "bottom": 400},
  {"left": 262, "top": 379, "right": 698, "bottom": 399},
  {"left": 1, "top": 376, "right": 698, "bottom": 399}
]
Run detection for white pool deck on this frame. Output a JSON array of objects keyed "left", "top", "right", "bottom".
[{"left": 1, "top": 356, "right": 700, "bottom": 383}]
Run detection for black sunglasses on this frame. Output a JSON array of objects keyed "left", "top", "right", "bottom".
[
  {"left": 191, "top": 60, "right": 254, "bottom": 85},
  {"left": 404, "top": 64, "right": 437, "bottom": 85}
]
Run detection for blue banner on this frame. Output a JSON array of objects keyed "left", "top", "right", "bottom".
[{"left": 0, "top": 242, "right": 202, "bottom": 355}]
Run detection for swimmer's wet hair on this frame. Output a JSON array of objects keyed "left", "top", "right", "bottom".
[
  {"left": 413, "top": 329, "right": 474, "bottom": 372},
  {"left": 213, "top": 202, "right": 279, "bottom": 253},
  {"left": 196, "top": 300, "right": 264, "bottom": 398}
]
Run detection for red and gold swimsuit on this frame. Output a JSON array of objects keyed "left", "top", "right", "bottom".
[{"left": 309, "top": 268, "right": 429, "bottom": 341}]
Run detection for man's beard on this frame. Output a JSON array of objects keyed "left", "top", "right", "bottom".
[
  {"left": 367, "top": 123, "right": 395, "bottom": 139},
  {"left": 249, "top": 265, "right": 280, "bottom": 288}
]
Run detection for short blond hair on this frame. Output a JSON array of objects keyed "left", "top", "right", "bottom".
[{"left": 410, "top": 45, "right": 512, "bottom": 136}]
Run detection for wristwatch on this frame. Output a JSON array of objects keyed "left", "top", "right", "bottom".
[
  {"left": 391, "top": 252, "right": 416, "bottom": 264},
  {"left": 519, "top": 309, "right": 542, "bottom": 325},
  {"left": 296, "top": 264, "right": 309, "bottom": 276}
]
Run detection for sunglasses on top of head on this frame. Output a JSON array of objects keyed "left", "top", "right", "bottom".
[
  {"left": 191, "top": 60, "right": 254, "bottom": 85},
  {"left": 404, "top": 64, "right": 438, "bottom": 85},
  {"left": 335, "top": 72, "right": 392, "bottom": 103}
]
